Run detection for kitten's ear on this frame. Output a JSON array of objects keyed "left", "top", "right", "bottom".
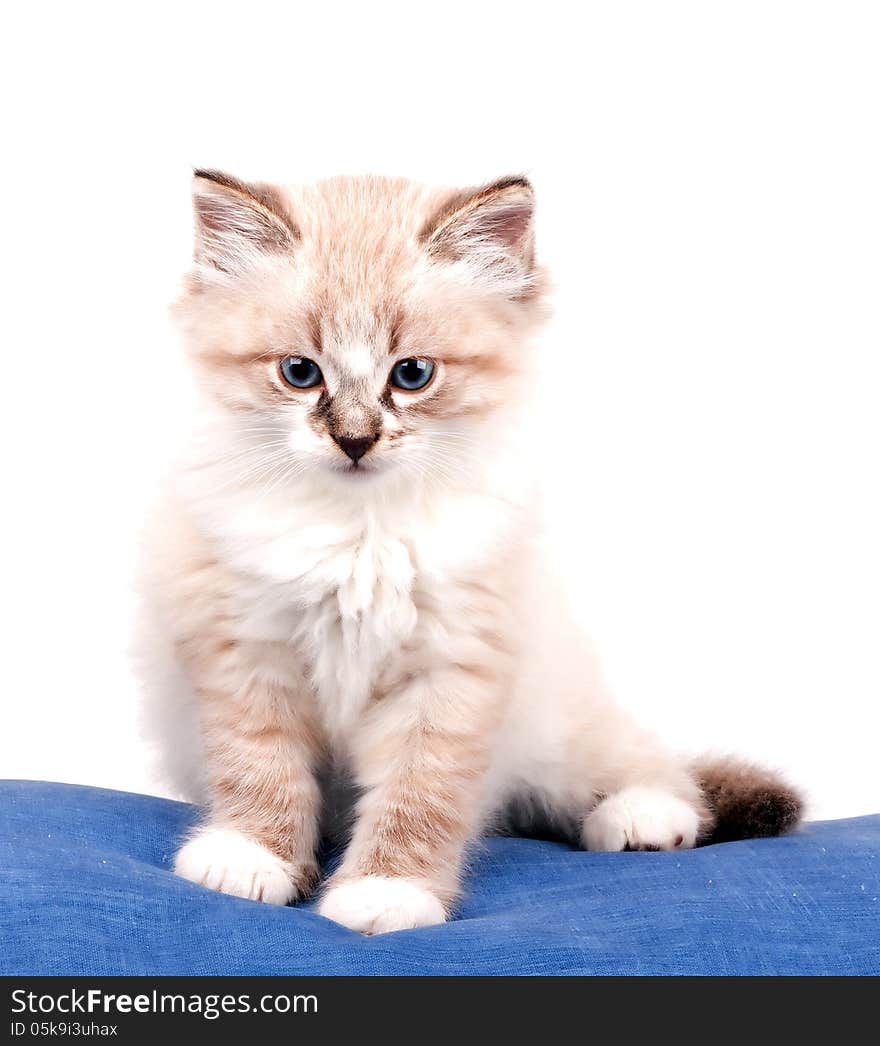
[
  {"left": 191, "top": 169, "right": 299, "bottom": 274},
  {"left": 422, "top": 176, "right": 536, "bottom": 291}
]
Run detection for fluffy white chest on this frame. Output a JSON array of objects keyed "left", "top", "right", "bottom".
[
  {"left": 229, "top": 514, "right": 419, "bottom": 739},
  {"left": 203, "top": 472, "right": 523, "bottom": 742},
  {"left": 297, "top": 527, "right": 418, "bottom": 736}
]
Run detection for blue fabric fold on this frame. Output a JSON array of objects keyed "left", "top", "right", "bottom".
[{"left": 2, "top": 780, "right": 877, "bottom": 975}]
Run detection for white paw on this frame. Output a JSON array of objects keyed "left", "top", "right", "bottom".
[
  {"left": 174, "top": 827, "right": 300, "bottom": 905},
  {"left": 582, "top": 787, "right": 700, "bottom": 852},
  {"left": 318, "top": 876, "right": 446, "bottom": 934}
]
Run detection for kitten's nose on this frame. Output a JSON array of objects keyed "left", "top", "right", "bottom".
[{"left": 332, "top": 433, "right": 379, "bottom": 463}]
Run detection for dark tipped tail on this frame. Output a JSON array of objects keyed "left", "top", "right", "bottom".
[{"left": 692, "top": 756, "right": 804, "bottom": 844}]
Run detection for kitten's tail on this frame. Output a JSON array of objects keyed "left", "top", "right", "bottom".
[{"left": 692, "top": 755, "right": 804, "bottom": 844}]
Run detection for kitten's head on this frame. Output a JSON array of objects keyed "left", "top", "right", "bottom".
[{"left": 176, "top": 170, "right": 548, "bottom": 491}]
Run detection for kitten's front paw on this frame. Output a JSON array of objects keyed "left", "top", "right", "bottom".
[
  {"left": 318, "top": 876, "right": 446, "bottom": 934},
  {"left": 174, "top": 828, "right": 311, "bottom": 905},
  {"left": 582, "top": 787, "right": 700, "bottom": 852}
]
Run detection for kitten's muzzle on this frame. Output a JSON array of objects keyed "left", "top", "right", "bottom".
[{"left": 332, "top": 433, "right": 380, "bottom": 464}]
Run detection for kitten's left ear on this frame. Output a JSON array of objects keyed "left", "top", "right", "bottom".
[
  {"left": 422, "top": 176, "right": 536, "bottom": 291},
  {"left": 191, "top": 168, "right": 299, "bottom": 274}
]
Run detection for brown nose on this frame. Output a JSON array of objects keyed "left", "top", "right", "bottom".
[{"left": 332, "top": 433, "right": 379, "bottom": 463}]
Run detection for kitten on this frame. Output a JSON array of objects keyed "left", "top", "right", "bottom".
[{"left": 137, "top": 170, "right": 802, "bottom": 933}]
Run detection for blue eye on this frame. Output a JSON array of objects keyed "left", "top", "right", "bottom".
[
  {"left": 390, "top": 358, "right": 435, "bottom": 391},
  {"left": 280, "top": 356, "right": 323, "bottom": 389}
]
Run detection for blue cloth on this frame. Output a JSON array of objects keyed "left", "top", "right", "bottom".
[{"left": 1, "top": 780, "right": 878, "bottom": 975}]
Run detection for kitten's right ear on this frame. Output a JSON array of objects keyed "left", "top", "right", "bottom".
[{"left": 191, "top": 169, "right": 299, "bottom": 274}]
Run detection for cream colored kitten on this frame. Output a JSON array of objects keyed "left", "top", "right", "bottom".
[{"left": 137, "top": 170, "right": 801, "bottom": 933}]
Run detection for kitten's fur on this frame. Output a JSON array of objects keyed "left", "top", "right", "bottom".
[{"left": 137, "top": 170, "right": 802, "bottom": 933}]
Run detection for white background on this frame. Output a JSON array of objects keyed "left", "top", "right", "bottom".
[{"left": 2, "top": 2, "right": 878, "bottom": 820}]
